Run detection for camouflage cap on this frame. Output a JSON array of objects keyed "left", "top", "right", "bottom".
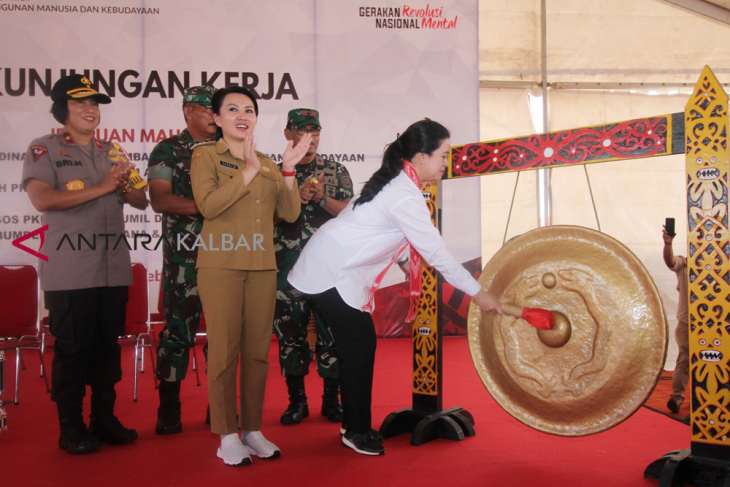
[
  {"left": 287, "top": 108, "right": 321, "bottom": 129},
  {"left": 183, "top": 86, "right": 216, "bottom": 107}
]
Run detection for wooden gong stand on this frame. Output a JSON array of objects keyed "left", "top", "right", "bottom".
[{"left": 380, "top": 66, "right": 730, "bottom": 486}]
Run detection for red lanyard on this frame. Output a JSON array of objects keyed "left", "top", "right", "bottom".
[{"left": 362, "top": 160, "right": 422, "bottom": 322}]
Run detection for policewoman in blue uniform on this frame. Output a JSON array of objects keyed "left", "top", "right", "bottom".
[{"left": 21, "top": 74, "right": 148, "bottom": 455}]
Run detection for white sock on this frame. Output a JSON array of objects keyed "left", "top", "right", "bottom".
[
  {"left": 241, "top": 430, "right": 280, "bottom": 459},
  {"left": 217, "top": 433, "right": 251, "bottom": 466}
]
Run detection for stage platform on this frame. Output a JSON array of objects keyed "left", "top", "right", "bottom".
[{"left": 0, "top": 337, "right": 686, "bottom": 487}]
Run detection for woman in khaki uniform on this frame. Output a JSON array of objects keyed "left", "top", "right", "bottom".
[{"left": 191, "top": 87, "right": 312, "bottom": 466}]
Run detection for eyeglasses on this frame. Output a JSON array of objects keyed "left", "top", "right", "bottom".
[{"left": 295, "top": 128, "right": 321, "bottom": 136}]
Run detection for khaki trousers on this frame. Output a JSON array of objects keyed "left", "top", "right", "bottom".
[
  {"left": 671, "top": 320, "right": 690, "bottom": 404},
  {"left": 198, "top": 267, "right": 276, "bottom": 434}
]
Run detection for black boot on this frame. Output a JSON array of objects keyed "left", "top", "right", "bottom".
[
  {"left": 155, "top": 380, "right": 182, "bottom": 435},
  {"left": 321, "top": 378, "right": 344, "bottom": 423},
  {"left": 57, "top": 402, "right": 100, "bottom": 455},
  {"left": 280, "top": 376, "right": 308, "bottom": 425},
  {"left": 89, "top": 386, "right": 138, "bottom": 445}
]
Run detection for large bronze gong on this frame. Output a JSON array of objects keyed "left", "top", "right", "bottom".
[{"left": 468, "top": 226, "right": 668, "bottom": 436}]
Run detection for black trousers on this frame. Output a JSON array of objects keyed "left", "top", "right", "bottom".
[
  {"left": 45, "top": 286, "right": 128, "bottom": 404},
  {"left": 312, "top": 287, "right": 376, "bottom": 434}
]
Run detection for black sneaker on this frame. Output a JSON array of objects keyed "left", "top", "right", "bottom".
[
  {"left": 342, "top": 430, "right": 385, "bottom": 456},
  {"left": 340, "top": 424, "right": 383, "bottom": 441}
]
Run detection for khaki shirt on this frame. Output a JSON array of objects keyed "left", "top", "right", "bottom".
[
  {"left": 21, "top": 132, "right": 133, "bottom": 291},
  {"left": 191, "top": 139, "right": 300, "bottom": 271}
]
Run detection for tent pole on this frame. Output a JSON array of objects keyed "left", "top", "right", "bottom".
[{"left": 538, "top": 0, "right": 552, "bottom": 228}]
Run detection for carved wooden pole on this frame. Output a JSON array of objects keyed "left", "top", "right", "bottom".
[{"left": 684, "top": 66, "right": 730, "bottom": 454}]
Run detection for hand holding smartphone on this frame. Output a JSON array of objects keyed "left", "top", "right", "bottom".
[{"left": 665, "top": 217, "right": 675, "bottom": 237}]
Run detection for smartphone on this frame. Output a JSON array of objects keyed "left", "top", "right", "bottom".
[{"left": 666, "top": 217, "right": 675, "bottom": 237}]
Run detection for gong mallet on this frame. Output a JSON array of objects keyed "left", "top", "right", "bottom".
[{"left": 499, "top": 303, "right": 555, "bottom": 330}]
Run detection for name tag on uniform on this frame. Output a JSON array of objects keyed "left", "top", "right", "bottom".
[
  {"left": 219, "top": 160, "right": 238, "bottom": 170},
  {"left": 66, "top": 180, "right": 85, "bottom": 191}
]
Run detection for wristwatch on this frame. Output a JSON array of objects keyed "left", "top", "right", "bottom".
[{"left": 319, "top": 194, "right": 328, "bottom": 207}]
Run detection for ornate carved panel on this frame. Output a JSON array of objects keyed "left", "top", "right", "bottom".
[{"left": 686, "top": 66, "right": 730, "bottom": 446}]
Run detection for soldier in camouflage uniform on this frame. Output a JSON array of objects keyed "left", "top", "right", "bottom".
[
  {"left": 274, "top": 108, "right": 354, "bottom": 424},
  {"left": 147, "top": 86, "right": 217, "bottom": 435}
]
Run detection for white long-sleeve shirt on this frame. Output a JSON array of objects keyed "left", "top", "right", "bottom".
[{"left": 288, "top": 170, "right": 481, "bottom": 311}]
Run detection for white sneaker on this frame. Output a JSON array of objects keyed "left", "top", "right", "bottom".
[
  {"left": 241, "top": 431, "right": 281, "bottom": 459},
  {"left": 217, "top": 433, "right": 252, "bottom": 466}
]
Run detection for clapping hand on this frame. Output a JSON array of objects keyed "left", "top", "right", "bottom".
[
  {"left": 300, "top": 176, "right": 317, "bottom": 204},
  {"left": 243, "top": 133, "right": 260, "bottom": 173},
  {"left": 282, "top": 133, "right": 313, "bottom": 172}
]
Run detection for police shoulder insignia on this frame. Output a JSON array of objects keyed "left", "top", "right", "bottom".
[
  {"left": 108, "top": 141, "right": 130, "bottom": 164},
  {"left": 62, "top": 132, "right": 75, "bottom": 144},
  {"left": 219, "top": 160, "right": 238, "bottom": 170},
  {"left": 31, "top": 145, "right": 48, "bottom": 162},
  {"left": 261, "top": 166, "right": 270, "bottom": 172},
  {"left": 66, "top": 180, "right": 84, "bottom": 191},
  {"left": 60, "top": 150, "right": 72, "bottom": 158},
  {"left": 192, "top": 152, "right": 202, "bottom": 160},
  {"left": 94, "top": 139, "right": 105, "bottom": 150}
]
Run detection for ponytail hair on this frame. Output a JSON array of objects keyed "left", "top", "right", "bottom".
[{"left": 354, "top": 119, "right": 450, "bottom": 208}]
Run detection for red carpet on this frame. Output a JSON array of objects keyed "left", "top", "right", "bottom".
[{"left": 1, "top": 338, "right": 687, "bottom": 487}]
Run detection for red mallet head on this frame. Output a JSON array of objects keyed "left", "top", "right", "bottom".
[{"left": 520, "top": 307, "right": 555, "bottom": 330}]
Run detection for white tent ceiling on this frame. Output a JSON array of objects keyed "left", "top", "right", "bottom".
[
  {"left": 660, "top": 0, "right": 730, "bottom": 25},
  {"left": 706, "top": 0, "right": 730, "bottom": 9},
  {"left": 479, "top": 0, "right": 730, "bottom": 85},
  {"left": 476, "top": 0, "right": 730, "bottom": 369}
]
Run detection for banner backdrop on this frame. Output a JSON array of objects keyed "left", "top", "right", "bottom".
[{"left": 0, "top": 0, "right": 479, "bottom": 336}]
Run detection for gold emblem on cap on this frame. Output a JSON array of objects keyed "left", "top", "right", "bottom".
[{"left": 67, "top": 77, "right": 99, "bottom": 98}]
